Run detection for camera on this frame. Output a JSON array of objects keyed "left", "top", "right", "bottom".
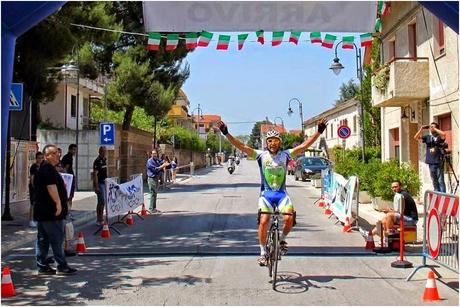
[{"left": 435, "top": 140, "right": 449, "bottom": 155}]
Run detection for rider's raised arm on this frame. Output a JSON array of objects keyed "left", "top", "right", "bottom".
[
  {"left": 215, "top": 121, "right": 257, "bottom": 158},
  {"left": 291, "top": 118, "right": 328, "bottom": 157}
]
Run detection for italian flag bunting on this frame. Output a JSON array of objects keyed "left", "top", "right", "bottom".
[
  {"left": 147, "top": 32, "right": 161, "bottom": 51},
  {"left": 198, "top": 31, "right": 213, "bottom": 47},
  {"left": 289, "top": 32, "right": 301, "bottom": 45},
  {"left": 375, "top": 18, "right": 382, "bottom": 32},
  {"left": 378, "top": 1, "right": 390, "bottom": 16},
  {"left": 342, "top": 36, "right": 354, "bottom": 49},
  {"left": 310, "top": 32, "right": 322, "bottom": 44},
  {"left": 272, "top": 31, "right": 284, "bottom": 46},
  {"left": 237, "top": 33, "right": 248, "bottom": 50},
  {"left": 185, "top": 33, "right": 198, "bottom": 49},
  {"left": 321, "top": 34, "right": 336, "bottom": 48},
  {"left": 166, "top": 34, "right": 179, "bottom": 51},
  {"left": 216, "top": 35, "right": 231, "bottom": 50},
  {"left": 360, "top": 33, "right": 373, "bottom": 47},
  {"left": 256, "top": 30, "right": 264, "bottom": 45}
]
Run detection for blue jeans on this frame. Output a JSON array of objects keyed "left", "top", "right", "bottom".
[
  {"left": 429, "top": 163, "right": 446, "bottom": 193},
  {"left": 36, "top": 219, "right": 67, "bottom": 270},
  {"left": 96, "top": 183, "right": 106, "bottom": 222}
]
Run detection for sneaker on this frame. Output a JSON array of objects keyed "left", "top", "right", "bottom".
[
  {"left": 57, "top": 266, "right": 77, "bottom": 275},
  {"left": 65, "top": 251, "right": 77, "bottom": 257},
  {"left": 46, "top": 256, "right": 55, "bottom": 264},
  {"left": 95, "top": 220, "right": 103, "bottom": 226},
  {"left": 29, "top": 221, "right": 37, "bottom": 228},
  {"left": 151, "top": 209, "right": 162, "bottom": 214},
  {"left": 38, "top": 266, "right": 56, "bottom": 275},
  {"left": 280, "top": 241, "right": 288, "bottom": 255},
  {"left": 258, "top": 254, "right": 268, "bottom": 267}
]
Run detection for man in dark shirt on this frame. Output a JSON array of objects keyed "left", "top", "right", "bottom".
[
  {"left": 414, "top": 122, "right": 447, "bottom": 192},
  {"left": 372, "top": 181, "right": 418, "bottom": 236},
  {"left": 34, "top": 144, "right": 77, "bottom": 275},
  {"left": 146, "top": 150, "right": 169, "bottom": 213},
  {"left": 61, "top": 144, "right": 77, "bottom": 215},
  {"left": 29, "top": 151, "right": 43, "bottom": 228},
  {"left": 93, "top": 146, "right": 108, "bottom": 225}
]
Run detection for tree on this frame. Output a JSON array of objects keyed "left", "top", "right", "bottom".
[
  {"left": 281, "top": 133, "right": 304, "bottom": 149},
  {"left": 335, "top": 79, "right": 360, "bottom": 105},
  {"left": 248, "top": 120, "right": 271, "bottom": 148}
]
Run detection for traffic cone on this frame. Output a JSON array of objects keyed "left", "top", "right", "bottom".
[
  {"left": 422, "top": 271, "right": 441, "bottom": 301},
  {"left": 1, "top": 266, "right": 16, "bottom": 297},
  {"left": 324, "top": 204, "right": 332, "bottom": 215},
  {"left": 75, "top": 232, "right": 87, "bottom": 253},
  {"left": 342, "top": 217, "right": 352, "bottom": 233},
  {"left": 140, "top": 204, "right": 150, "bottom": 216},
  {"left": 365, "top": 230, "right": 375, "bottom": 249},
  {"left": 101, "top": 222, "right": 111, "bottom": 239},
  {"left": 318, "top": 197, "right": 325, "bottom": 208},
  {"left": 126, "top": 212, "right": 134, "bottom": 225}
]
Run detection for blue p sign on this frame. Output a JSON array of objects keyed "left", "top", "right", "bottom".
[{"left": 100, "top": 123, "right": 115, "bottom": 145}]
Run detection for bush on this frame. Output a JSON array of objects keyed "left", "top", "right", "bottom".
[{"left": 360, "top": 158, "right": 383, "bottom": 197}]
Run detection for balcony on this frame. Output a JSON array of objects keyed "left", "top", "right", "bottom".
[{"left": 372, "top": 58, "right": 429, "bottom": 108}]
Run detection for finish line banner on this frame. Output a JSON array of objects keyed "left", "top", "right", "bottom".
[
  {"left": 143, "top": 1, "right": 376, "bottom": 32},
  {"left": 106, "top": 175, "right": 143, "bottom": 217}
]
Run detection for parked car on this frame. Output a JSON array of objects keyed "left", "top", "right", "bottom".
[
  {"left": 287, "top": 159, "right": 296, "bottom": 175},
  {"left": 294, "top": 156, "right": 330, "bottom": 181}
]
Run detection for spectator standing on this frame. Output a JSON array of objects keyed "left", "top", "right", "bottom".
[
  {"left": 56, "top": 148, "right": 65, "bottom": 173},
  {"left": 414, "top": 122, "right": 447, "bottom": 192},
  {"left": 164, "top": 155, "right": 172, "bottom": 183},
  {"left": 29, "top": 151, "right": 44, "bottom": 228},
  {"left": 93, "top": 146, "right": 108, "bottom": 225},
  {"left": 61, "top": 144, "right": 77, "bottom": 217},
  {"left": 146, "top": 150, "right": 169, "bottom": 213},
  {"left": 34, "top": 144, "right": 77, "bottom": 275},
  {"left": 171, "top": 156, "right": 178, "bottom": 183}
]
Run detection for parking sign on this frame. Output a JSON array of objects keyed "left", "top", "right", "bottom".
[{"left": 100, "top": 123, "right": 115, "bottom": 145}]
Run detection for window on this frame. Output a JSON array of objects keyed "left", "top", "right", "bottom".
[
  {"left": 83, "top": 97, "right": 89, "bottom": 117},
  {"left": 433, "top": 16, "right": 445, "bottom": 56},
  {"left": 388, "top": 39, "right": 396, "bottom": 61},
  {"left": 389, "top": 128, "right": 399, "bottom": 160},
  {"left": 438, "top": 113, "right": 452, "bottom": 151},
  {"left": 408, "top": 23, "right": 417, "bottom": 58},
  {"left": 70, "top": 95, "right": 77, "bottom": 118},
  {"left": 353, "top": 115, "right": 357, "bottom": 133},
  {"left": 330, "top": 123, "right": 334, "bottom": 138}
]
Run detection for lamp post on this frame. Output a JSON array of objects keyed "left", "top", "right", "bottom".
[
  {"left": 273, "top": 116, "right": 284, "bottom": 130},
  {"left": 65, "top": 59, "right": 80, "bottom": 188},
  {"left": 190, "top": 104, "right": 203, "bottom": 163},
  {"left": 329, "top": 41, "right": 365, "bottom": 162},
  {"left": 287, "top": 98, "right": 304, "bottom": 137}
]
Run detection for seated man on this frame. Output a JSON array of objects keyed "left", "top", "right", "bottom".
[{"left": 372, "top": 181, "right": 418, "bottom": 236}]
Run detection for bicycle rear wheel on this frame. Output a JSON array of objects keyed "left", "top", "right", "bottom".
[
  {"left": 271, "top": 229, "right": 279, "bottom": 289},
  {"left": 266, "top": 228, "right": 273, "bottom": 277}
]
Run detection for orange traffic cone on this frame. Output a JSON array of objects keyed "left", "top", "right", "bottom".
[
  {"left": 422, "top": 271, "right": 441, "bottom": 301},
  {"left": 101, "top": 222, "right": 111, "bottom": 239},
  {"left": 365, "top": 230, "right": 375, "bottom": 249},
  {"left": 126, "top": 212, "right": 134, "bottom": 225},
  {"left": 140, "top": 204, "right": 150, "bottom": 216},
  {"left": 324, "top": 204, "right": 332, "bottom": 215},
  {"left": 318, "top": 197, "right": 325, "bottom": 208},
  {"left": 1, "top": 266, "right": 16, "bottom": 297},
  {"left": 75, "top": 232, "right": 87, "bottom": 253},
  {"left": 342, "top": 217, "right": 352, "bottom": 233}
]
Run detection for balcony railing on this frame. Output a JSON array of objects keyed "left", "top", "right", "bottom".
[{"left": 372, "top": 57, "right": 429, "bottom": 107}]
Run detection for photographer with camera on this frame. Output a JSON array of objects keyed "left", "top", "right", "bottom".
[{"left": 414, "top": 122, "right": 447, "bottom": 192}]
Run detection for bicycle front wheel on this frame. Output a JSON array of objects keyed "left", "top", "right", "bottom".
[
  {"left": 271, "top": 229, "right": 279, "bottom": 289},
  {"left": 266, "top": 229, "right": 273, "bottom": 277}
]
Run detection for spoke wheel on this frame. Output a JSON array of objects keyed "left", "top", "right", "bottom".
[
  {"left": 266, "top": 230, "right": 273, "bottom": 277},
  {"left": 271, "top": 230, "right": 279, "bottom": 290}
]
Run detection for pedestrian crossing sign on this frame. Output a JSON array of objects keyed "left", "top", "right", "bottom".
[{"left": 10, "top": 83, "right": 23, "bottom": 111}]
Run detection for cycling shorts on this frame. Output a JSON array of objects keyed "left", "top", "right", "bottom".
[{"left": 258, "top": 190, "right": 294, "bottom": 214}]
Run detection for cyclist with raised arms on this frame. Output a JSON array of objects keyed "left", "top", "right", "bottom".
[{"left": 216, "top": 118, "right": 328, "bottom": 266}]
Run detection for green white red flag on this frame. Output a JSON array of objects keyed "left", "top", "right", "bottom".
[
  {"left": 342, "top": 36, "right": 354, "bottom": 49},
  {"left": 272, "top": 31, "right": 284, "bottom": 46},
  {"left": 198, "top": 31, "right": 213, "bottom": 47},
  {"left": 321, "top": 34, "right": 336, "bottom": 48},
  {"left": 237, "top": 33, "right": 248, "bottom": 50},
  {"left": 147, "top": 32, "right": 161, "bottom": 50},
  {"left": 360, "top": 33, "right": 373, "bottom": 47},
  {"left": 289, "top": 32, "right": 301, "bottom": 45},
  {"left": 185, "top": 33, "right": 198, "bottom": 49},
  {"left": 375, "top": 18, "right": 382, "bottom": 32},
  {"left": 166, "top": 34, "right": 179, "bottom": 51},
  {"left": 378, "top": 1, "right": 390, "bottom": 16},
  {"left": 310, "top": 32, "right": 322, "bottom": 44},
  {"left": 216, "top": 35, "right": 231, "bottom": 50},
  {"left": 256, "top": 30, "right": 264, "bottom": 45}
]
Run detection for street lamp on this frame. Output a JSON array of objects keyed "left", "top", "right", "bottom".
[
  {"left": 190, "top": 104, "right": 203, "bottom": 163},
  {"left": 329, "top": 41, "right": 366, "bottom": 162},
  {"left": 287, "top": 98, "right": 304, "bottom": 137},
  {"left": 273, "top": 116, "right": 284, "bottom": 130}
]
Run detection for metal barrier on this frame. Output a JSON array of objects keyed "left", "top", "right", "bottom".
[{"left": 406, "top": 190, "right": 459, "bottom": 281}]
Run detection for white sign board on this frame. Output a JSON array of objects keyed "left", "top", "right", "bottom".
[
  {"left": 60, "top": 173, "right": 74, "bottom": 198},
  {"left": 105, "top": 175, "right": 144, "bottom": 217},
  {"left": 143, "top": 1, "right": 376, "bottom": 32}
]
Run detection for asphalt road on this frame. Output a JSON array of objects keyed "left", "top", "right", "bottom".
[{"left": 2, "top": 159, "right": 458, "bottom": 305}]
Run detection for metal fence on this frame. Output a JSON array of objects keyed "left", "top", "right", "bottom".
[{"left": 407, "top": 190, "right": 459, "bottom": 281}]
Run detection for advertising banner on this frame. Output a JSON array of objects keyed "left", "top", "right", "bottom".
[
  {"left": 330, "top": 174, "right": 357, "bottom": 223},
  {"left": 60, "top": 173, "right": 74, "bottom": 199},
  {"left": 106, "top": 175, "right": 143, "bottom": 217}
]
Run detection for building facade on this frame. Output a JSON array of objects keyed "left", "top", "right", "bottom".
[
  {"left": 372, "top": 2, "right": 459, "bottom": 194},
  {"left": 167, "top": 89, "right": 192, "bottom": 129}
]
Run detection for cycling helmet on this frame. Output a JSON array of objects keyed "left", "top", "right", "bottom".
[{"left": 265, "top": 130, "right": 281, "bottom": 141}]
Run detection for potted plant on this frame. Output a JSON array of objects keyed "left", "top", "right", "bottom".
[{"left": 373, "top": 64, "right": 390, "bottom": 93}]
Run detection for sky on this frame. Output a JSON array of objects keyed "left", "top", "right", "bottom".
[{"left": 182, "top": 31, "right": 361, "bottom": 136}]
